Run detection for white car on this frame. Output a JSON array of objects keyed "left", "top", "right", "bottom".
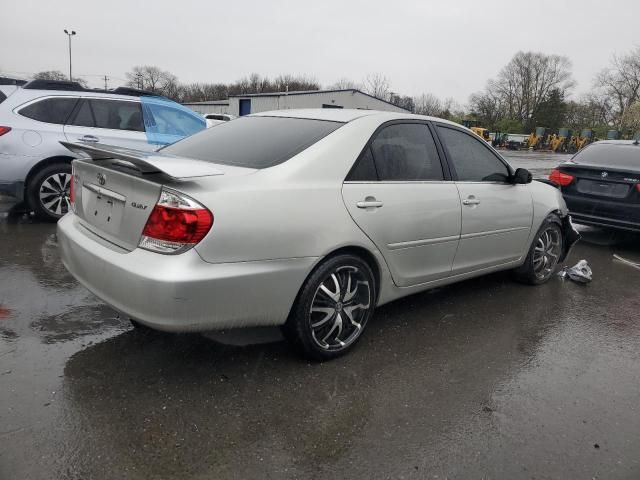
[
  {"left": 58, "top": 109, "right": 579, "bottom": 360},
  {"left": 0, "top": 79, "right": 207, "bottom": 220},
  {"left": 203, "top": 113, "right": 235, "bottom": 127}
]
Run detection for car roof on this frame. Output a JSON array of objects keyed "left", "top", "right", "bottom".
[
  {"left": 591, "top": 140, "right": 640, "bottom": 146},
  {"left": 14, "top": 88, "right": 146, "bottom": 102},
  {"left": 252, "top": 108, "right": 462, "bottom": 126}
]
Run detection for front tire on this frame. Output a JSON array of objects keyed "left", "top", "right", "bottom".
[
  {"left": 513, "top": 215, "right": 564, "bottom": 285},
  {"left": 282, "top": 254, "right": 376, "bottom": 361},
  {"left": 26, "top": 162, "right": 72, "bottom": 222}
]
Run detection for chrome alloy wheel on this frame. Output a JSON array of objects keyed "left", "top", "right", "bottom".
[
  {"left": 39, "top": 172, "right": 71, "bottom": 216},
  {"left": 533, "top": 227, "right": 562, "bottom": 280},
  {"left": 309, "top": 265, "right": 372, "bottom": 351}
]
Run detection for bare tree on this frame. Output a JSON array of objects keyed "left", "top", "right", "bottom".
[
  {"left": 595, "top": 46, "right": 640, "bottom": 128},
  {"left": 125, "top": 66, "right": 179, "bottom": 98},
  {"left": 483, "top": 51, "right": 574, "bottom": 130},
  {"left": 620, "top": 101, "right": 640, "bottom": 134},
  {"left": 330, "top": 78, "right": 362, "bottom": 90},
  {"left": 272, "top": 74, "right": 319, "bottom": 92},
  {"left": 363, "top": 73, "right": 391, "bottom": 101},
  {"left": 413, "top": 93, "right": 443, "bottom": 116},
  {"left": 33, "top": 70, "right": 87, "bottom": 87}
]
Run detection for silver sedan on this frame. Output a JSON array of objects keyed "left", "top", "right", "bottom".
[{"left": 57, "top": 109, "right": 579, "bottom": 360}]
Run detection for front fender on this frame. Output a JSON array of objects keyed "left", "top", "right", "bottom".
[{"left": 559, "top": 214, "right": 580, "bottom": 263}]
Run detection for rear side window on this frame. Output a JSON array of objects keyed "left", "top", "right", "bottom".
[
  {"left": 19, "top": 97, "right": 78, "bottom": 124},
  {"left": 90, "top": 100, "right": 144, "bottom": 131},
  {"left": 0, "top": 91, "right": 6, "bottom": 104},
  {"left": 68, "top": 99, "right": 144, "bottom": 131},
  {"left": 437, "top": 126, "right": 509, "bottom": 182},
  {"left": 163, "top": 116, "right": 343, "bottom": 168},
  {"left": 348, "top": 123, "right": 444, "bottom": 181}
]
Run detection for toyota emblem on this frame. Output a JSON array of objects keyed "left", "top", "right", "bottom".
[
  {"left": 97, "top": 172, "right": 106, "bottom": 185},
  {"left": 601, "top": 171, "right": 608, "bottom": 178}
]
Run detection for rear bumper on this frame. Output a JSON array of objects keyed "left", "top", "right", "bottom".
[
  {"left": 57, "top": 214, "right": 317, "bottom": 331},
  {"left": 564, "top": 194, "right": 640, "bottom": 232},
  {"left": 569, "top": 212, "right": 640, "bottom": 232}
]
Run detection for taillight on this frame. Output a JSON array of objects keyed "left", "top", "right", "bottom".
[
  {"left": 549, "top": 168, "right": 574, "bottom": 187},
  {"left": 0, "top": 126, "right": 11, "bottom": 137},
  {"left": 139, "top": 189, "right": 213, "bottom": 254},
  {"left": 636, "top": 184, "right": 640, "bottom": 193}
]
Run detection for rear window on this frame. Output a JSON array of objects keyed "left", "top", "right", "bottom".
[
  {"left": 162, "top": 116, "right": 343, "bottom": 168},
  {"left": 575, "top": 143, "right": 640, "bottom": 169},
  {"left": 19, "top": 97, "right": 78, "bottom": 124}
]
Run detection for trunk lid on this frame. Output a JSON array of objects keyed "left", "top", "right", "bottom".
[
  {"left": 560, "top": 164, "right": 640, "bottom": 202},
  {"left": 64, "top": 141, "right": 252, "bottom": 251}
]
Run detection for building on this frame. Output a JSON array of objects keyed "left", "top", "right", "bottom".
[
  {"left": 182, "top": 100, "right": 230, "bottom": 115},
  {"left": 184, "top": 89, "right": 410, "bottom": 117},
  {"left": 228, "top": 89, "right": 409, "bottom": 116}
]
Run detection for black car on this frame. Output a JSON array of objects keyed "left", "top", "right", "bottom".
[{"left": 548, "top": 140, "right": 640, "bottom": 231}]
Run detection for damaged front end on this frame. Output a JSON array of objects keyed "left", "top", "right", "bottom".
[{"left": 559, "top": 214, "right": 580, "bottom": 263}]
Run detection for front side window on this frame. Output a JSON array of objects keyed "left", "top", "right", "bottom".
[
  {"left": 19, "top": 97, "right": 78, "bottom": 124},
  {"left": 437, "top": 126, "right": 509, "bottom": 182},
  {"left": 348, "top": 123, "right": 444, "bottom": 181}
]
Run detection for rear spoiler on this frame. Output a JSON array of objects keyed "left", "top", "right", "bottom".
[{"left": 60, "top": 141, "right": 225, "bottom": 179}]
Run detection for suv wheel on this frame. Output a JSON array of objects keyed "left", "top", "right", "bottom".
[
  {"left": 283, "top": 254, "right": 376, "bottom": 361},
  {"left": 27, "top": 162, "right": 72, "bottom": 222}
]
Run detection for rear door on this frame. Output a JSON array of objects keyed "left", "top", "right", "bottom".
[
  {"left": 64, "top": 98, "right": 152, "bottom": 151},
  {"left": 435, "top": 124, "right": 533, "bottom": 274},
  {"left": 342, "top": 122, "right": 461, "bottom": 287}
]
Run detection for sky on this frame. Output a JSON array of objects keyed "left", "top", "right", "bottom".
[{"left": 1, "top": 0, "right": 639, "bottom": 104}]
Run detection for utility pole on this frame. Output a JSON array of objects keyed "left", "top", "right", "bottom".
[
  {"left": 63, "top": 29, "right": 76, "bottom": 81},
  {"left": 103, "top": 75, "right": 108, "bottom": 90}
]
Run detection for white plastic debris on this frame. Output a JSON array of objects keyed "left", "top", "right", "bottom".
[{"left": 558, "top": 259, "right": 592, "bottom": 284}]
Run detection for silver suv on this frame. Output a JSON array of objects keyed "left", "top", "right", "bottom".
[{"left": 0, "top": 80, "right": 206, "bottom": 220}]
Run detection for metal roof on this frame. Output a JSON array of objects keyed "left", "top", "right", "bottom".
[
  {"left": 252, "top": 108, "right": 463, "bottom": 126},
  {"left": 183, "top": 100, "right": 229, "bottom": 105},
  {"left": 228, "top": 88, "right": 409, "bottom": 112}
]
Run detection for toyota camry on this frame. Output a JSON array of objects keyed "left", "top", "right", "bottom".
[{"left": 57, "top": 109, "right": 578, "bottom": 360}]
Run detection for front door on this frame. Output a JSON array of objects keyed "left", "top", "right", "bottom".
[
  {"left": 435, "top": 125, "right": 533, "bottom": 274},
  {"left": 342, "top": 122, "right": 461, "bottom": 287}
]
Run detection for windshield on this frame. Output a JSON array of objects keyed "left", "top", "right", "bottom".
[{"left": 163, "top": 116, "right": 343, "bottom": 168}]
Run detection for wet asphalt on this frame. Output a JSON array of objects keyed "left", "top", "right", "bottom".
[{"left": 1, "top": 151, "right": 640, "bottom": 479}]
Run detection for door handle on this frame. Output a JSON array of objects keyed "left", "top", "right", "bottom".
[
  {"left": 80, "top": 135, "right": 99, "bottom": 143},
  {"left": 356, "top": 199, "right": 383, "bottom": 209},
  {"left": 462, "top": 197, "right": 480, "bottom": 206}
]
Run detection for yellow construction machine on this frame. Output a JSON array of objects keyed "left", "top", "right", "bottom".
[
  {"left": 470, "top": 127, "right": 491, "bottom": 142},
  {"left": 527, "top": 127, "right": 547, "bottom": 150},
  {"left": 550, "top": 128, "right": 571, "bottom": 152},
  {"left": 567, "top": 129, "right": 594, "bottom": 153}
]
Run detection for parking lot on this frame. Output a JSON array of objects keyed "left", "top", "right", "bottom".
[{"left": 1, "top": 152, "right": 640, "bottom": 479}]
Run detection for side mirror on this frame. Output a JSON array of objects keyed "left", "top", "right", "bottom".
[{"left": 512, "top": 168, "right": 533, "bottom": 184}]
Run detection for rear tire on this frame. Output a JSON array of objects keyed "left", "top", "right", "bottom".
[
  {"left": 282, "top": 254, "right": 376, "bottom": 361},
  {"left": 26, "top": 162, "right": 72, "bottom": 222},
  {"left": 513, "top": 215, "right": 564, "bottom": 285}
]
